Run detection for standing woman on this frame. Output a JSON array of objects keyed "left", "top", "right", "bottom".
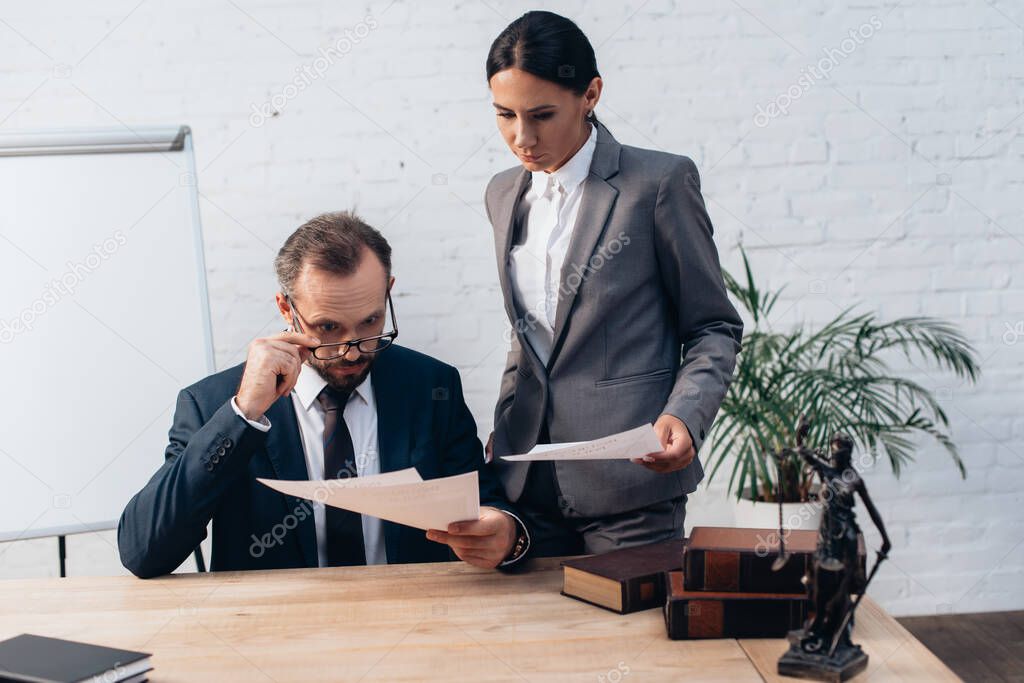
[{"left": 483, "top": 11, "right": 744, "bottom": 557}]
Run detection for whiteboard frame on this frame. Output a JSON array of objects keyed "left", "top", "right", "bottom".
[{"left": 0, "top": 125, "right": 215, "bottom": 542}]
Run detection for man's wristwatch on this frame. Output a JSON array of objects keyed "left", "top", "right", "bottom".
[{"left": 500, "top": 514, "right": 531, "bottom": 566}]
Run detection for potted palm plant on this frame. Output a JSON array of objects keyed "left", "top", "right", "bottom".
[{"left": 704, "top": 247, "right": 980, "bottom": 529}]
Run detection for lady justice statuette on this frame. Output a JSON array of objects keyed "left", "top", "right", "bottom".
[{"left": 773, "top": 416, "right": 892, "bottom": 682}]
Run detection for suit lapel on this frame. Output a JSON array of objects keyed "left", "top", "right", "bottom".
[
  {"left": 494, "top": 169, "right": 532, "bottom": 328},
  {"left": 263, "top": 395, "right": 317, "bottom": 568},
  {"left": 370, "top": 349, "right": 412, "bottom": 563},
  {"left": 548, "top": 122, "right": 622, "bottom": 368}
]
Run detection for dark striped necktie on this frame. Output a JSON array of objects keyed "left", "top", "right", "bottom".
[{"left": 316, "top": 386, "right": 366, "bottom": 567}]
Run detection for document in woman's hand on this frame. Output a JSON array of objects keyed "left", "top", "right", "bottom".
[{"left": 500, "top": 424, "right": 661, "bottom": 461}]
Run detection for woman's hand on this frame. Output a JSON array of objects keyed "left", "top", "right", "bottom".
[{"left": 632, "top": 414, "right": 696, "bottom": 473}]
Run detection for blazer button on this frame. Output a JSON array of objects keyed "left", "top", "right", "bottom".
[
  {"left": 211, "top": 455, "right": 220, "bottom": 465},
  {"left": 223, "top": 438, "right": 233, "bottom": 448},
  {"left": 206, "top": 462, "right": 215, "bottom": 471},
  {"left": 216, "top": 446, "right": 226, "bottom": 456}
]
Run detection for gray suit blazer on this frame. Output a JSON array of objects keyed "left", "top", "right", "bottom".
[{"left": 484, "top": 122, "right": 743, "bottom": 517}]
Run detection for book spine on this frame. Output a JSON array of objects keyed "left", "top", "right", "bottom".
[
  {"left": 683, "top": 549, "right": 811, "bottom": 594},
  {"left": 665, "top": 595, "right": 809, "bottom": 639},
  {"left": 621, "top": 572, "right": 667, "bottom": 614}
]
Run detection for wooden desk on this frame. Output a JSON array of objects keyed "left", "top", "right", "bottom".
[{"left": 0, "top": 559, "right": 957, "bottom": 682}]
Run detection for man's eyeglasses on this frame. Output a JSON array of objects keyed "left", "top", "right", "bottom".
[{"left": 286, "top": 292, "right": 398, "bottom": 361}]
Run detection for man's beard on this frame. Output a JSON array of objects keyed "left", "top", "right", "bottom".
[{"left": 309, "top": 354, "right": 375, "bottom": 395}]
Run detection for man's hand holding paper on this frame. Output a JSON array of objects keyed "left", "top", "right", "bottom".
[
  {"left": 258, "top": 470, "right": 520, "bottom": 569},
  {"left": 426, "top": 508, "right": 518, "bottom": 569},
  {"left": 258, "top": 469, "right": 478, "bottom": 533}
]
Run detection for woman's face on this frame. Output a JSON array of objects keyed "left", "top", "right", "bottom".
[{"left": 489, "top": 67, "right": 601, "bottom": 173}]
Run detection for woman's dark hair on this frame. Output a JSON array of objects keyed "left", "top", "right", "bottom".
[{"left": 486, "top": 11, "right": 600, "bottom": 119}]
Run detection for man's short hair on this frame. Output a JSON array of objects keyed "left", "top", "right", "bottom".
[{"left": 274, "top": 211, "right": 392, "bottom": 296}]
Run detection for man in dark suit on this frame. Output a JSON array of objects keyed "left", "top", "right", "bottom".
[{"left": 118, "top": 211, "right": 529, "bottom": 578}]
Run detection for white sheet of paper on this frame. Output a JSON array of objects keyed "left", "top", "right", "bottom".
[
  {"left": 500, "top": 424, "right": 663, "bottom": 461},
  {"left": 257, "top": 468, "right": 479, "bottom": 531},
  {"left": 528, "top": 441, "right": 585, "bottom": 454},
  {"left": 311, "top": 466, "right": 424, "bottom": 488}
]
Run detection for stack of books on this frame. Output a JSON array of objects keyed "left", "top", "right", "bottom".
[
  {"left": 664, "top": 526, "right": 819, "bottom": 639},
  {"left": 560, "top": 526, "right": 866, "bottom": 641}
]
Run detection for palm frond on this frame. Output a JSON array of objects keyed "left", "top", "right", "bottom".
[{"left": 707, "top": 245, "right": 980, "bottom": 501}]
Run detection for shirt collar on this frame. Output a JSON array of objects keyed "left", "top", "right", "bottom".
[
  {"left": 293, "top": 361, "right": 373, "bottom": 412},
  {"left": 530, "top": 122, "right": 597, "bottom": 197}
]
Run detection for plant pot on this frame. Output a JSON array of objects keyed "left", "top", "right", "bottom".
[{"left": 733, "top": 492, "right": 824, "bottom": 531}]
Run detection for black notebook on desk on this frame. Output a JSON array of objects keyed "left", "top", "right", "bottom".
[{"left": 0, "top": 634, "right": 151, "bottom": 683}]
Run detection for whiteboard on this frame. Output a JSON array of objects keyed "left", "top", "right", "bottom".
[{"left": 0, "top": 126, "right": 214, "bottom": 542}]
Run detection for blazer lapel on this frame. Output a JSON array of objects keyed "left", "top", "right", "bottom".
[
  {"left": 548, "top": 122, "right": 622, "bottom": 368},
  {"left": 369, "top": 349, "right": 412, "bottom": 563},
  {"left": 263, "top": 395, "right": 318, "bottom": 568},
  {"left": 494, "top": 169, "right": 532, "bottom": 328}
]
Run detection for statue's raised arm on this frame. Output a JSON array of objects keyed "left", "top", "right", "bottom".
[{"left": 794, "top": 414, "right": 831, "bottom": 472}]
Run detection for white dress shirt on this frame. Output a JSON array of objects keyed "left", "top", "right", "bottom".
[
  {"left": 231, "top": 363, "right": 386, "bottom": 566},
  {"left": 509, "top": 123, "right": 597, "bottom": 366}
]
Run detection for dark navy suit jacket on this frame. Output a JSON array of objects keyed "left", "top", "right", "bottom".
[{"left": 118, "top": 345, "right": 515, "bottom": 578}]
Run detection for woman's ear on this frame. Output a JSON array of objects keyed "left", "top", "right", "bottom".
[{"left": 584, "top": 76, "right": 603, "bottom": 114}]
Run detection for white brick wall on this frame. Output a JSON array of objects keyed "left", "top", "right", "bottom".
[{"left": 2, "top": 0, "right": 1021, "bottom": 618}]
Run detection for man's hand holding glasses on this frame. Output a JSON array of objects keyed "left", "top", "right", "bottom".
[{"left": 234, "top": 331, "right": 322, "bottom": 423}]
